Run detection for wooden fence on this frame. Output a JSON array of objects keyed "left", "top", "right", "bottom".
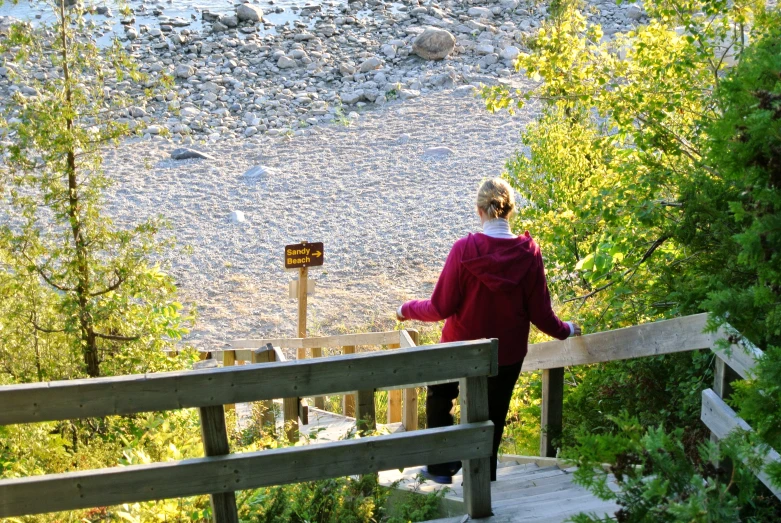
[
  {"left": 527, "top": 312, "right": 780, "bottom": 500},
  {"left": 0, "top": 338, "right": 498, "bottom": 521},
  {"left": 212, "top": 328, "right": 422, "bottom": 441}
]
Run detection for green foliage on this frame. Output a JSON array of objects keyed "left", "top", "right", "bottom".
[
  {"left": 482, "top": 0, "right": 781, "bottom": 516},
  {"left": 0, "top": 0, "right": 188, "bottom": 380},
  {"left": 564, "top": 413, "right": 772, "bottom": 522},
  {"left": 562, "top": 351, "right": 714, "bottom": 456}
]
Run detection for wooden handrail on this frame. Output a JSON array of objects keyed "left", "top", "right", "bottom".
[
  {"left": 701, "top": 389, "right": 780, "bottom": 499},
  {"left": 0, "top": 422, "right": 494, "bottom": 517},
  {"left": 0, "top": 339, "right": 497, "bottom": 425},
  {"left": 0, "top": 338, "right": 498, "bottom": 520},
  {"left": 524, "top": 313, "right": 712, "bottom": 371},
  {"left": 229, "top": 330, "right": 404, "bottom": 349}
]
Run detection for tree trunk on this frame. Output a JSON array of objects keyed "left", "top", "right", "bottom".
[{"left": 59, "top": 0, "right": 99, "bottom": 378}]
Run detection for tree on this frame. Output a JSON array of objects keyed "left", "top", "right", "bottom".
[
  {"left": 483, "top": 0, "right": 781, "bottom": 513},
  {"left": 0, "top": 0, "right": 187, "bottom": 380}
]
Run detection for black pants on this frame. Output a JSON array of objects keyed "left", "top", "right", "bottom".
[{"left": 426, "top": 360, "right": 523, "bottom": 481}]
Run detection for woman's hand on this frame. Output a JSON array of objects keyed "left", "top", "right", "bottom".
[
  {"left": 571, "top": 323, "right": 582, "bottom": 336},
  {"left": 396, "top": 306, "right": 405, "bottom": 322}
]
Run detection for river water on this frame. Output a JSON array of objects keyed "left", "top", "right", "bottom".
[{"left": 0, "top": 0, "right": 331, "bottom": 45}]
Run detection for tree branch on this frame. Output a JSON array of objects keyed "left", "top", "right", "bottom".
[
  {"left": 563, "top": 236, "right": 670, "bottom": 303},
  {"left": 90, "top": 270, "right": 126, "bottom": 297},
  {"left": 94, "top": 332, "right": 140, "bottom": 342}
]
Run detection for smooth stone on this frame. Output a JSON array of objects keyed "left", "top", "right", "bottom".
[
  {"left": 412, "top": 28, "right": 456, "bottom": 60},
  {"left": 468, "top": 7, "right": 493, "bottom": 19},
  {"left": 174, "top": 64, "right": 194, "bottom": 78},
  {"left": 236, "top": 4, "right": 264, "bottom": 22},
  {"left": 278, "top": 56, "right": 297, "bottom": 68},
  {"left": 359, "top": 56, "right": 382, "bottom": 72},
  {"left": 423, "top": 146, "right": 455, "bottom": 158},
  {"left": 230, "top": 211, "right": 246, "bottom": 223},
  {"left": 171, "top": 148, "right": 215, "bottom": 160}
]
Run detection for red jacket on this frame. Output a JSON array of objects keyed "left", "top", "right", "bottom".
[{"left": 401, "top": 232, "right": 570, "bottom": 366}]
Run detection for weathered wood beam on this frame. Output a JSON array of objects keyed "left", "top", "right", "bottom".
[
  {"left": 0, "top": 422, "right": 493, "bottom": 517},
  {"left": 230, "top": 331, "right": 402, "bottom": 350},
  {"left": 701, "top": 389, "right": 780, "bottom": 500},
  {"left": 460, "top": 375, "right": 493, "bottom": 518},
  {"left": 540, "top": 368, "right": 564, "bottom": 458},
  {"left": 0, "top": 340, "right": 496, "bottom": 425},
  {"left": 524, "top": 314, "right": 711, "bottom": 371}
]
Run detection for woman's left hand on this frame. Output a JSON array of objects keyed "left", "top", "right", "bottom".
[{"left": 396, "top": 306, "right": 405, "bottom": 322}]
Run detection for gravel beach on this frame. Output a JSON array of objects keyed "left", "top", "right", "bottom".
[
  {"left": 102, "top": 84, "right": 538, "bottom": 349},
  {"left": 1, "top": 0, "right": 649, "bottom": 349}
]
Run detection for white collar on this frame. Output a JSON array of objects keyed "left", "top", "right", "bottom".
[{"left": 482, "top": 218, "right": 515, "bottom": 239}]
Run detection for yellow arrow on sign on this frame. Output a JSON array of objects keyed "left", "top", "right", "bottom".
[{"left": 312, "top": 251, "right": 322, "bottom": 257}]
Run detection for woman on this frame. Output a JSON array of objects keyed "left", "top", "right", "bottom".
[{"left": 396, "top": 177, "right": 581, "bottom": 484}]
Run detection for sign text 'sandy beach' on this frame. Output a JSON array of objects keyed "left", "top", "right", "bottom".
[{"left": 284, "top": 242, "right": 324, "bottom": 269}]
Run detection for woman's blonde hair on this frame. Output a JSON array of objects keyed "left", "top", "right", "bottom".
[{"left": 476, "top": 177, "right": 515, "bottom": 220}]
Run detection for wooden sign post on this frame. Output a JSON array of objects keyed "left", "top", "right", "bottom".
[
  {"left": 285, "top": 241, "right": 324, "bottom": 340},
  {"left": 284, "top": 242, "right": 324, "bottom": 437}
]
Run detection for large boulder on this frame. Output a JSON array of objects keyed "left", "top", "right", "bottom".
[
  {"left": 236, "top": 4, "right": 263, "bottom": 22},
  {"left": 412, "top": 28, "right": 455, "bottom": 61}
]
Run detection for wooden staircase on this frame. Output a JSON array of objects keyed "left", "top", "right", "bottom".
[{"left": 382, "top": 460, "right": 620, "bottom": 523}]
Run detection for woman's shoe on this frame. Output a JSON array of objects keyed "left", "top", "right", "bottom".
[{"left": 421, "top": 466, "right": 453, "bottom": 485}]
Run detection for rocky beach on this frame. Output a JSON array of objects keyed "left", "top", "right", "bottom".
[{"left": 0, "top": 0, "right": 647, "bottom": 349}]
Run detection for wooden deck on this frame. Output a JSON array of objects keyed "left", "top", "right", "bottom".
[
  {"left": 240, "top": 402, "right": 618, "bottom": 521},
  {"left": 381, "top": 460, "right": 619, "bottom": 523}
]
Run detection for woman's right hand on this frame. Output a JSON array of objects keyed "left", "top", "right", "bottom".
[{"left": 571, "top": 323, "right": 582, "bottom": 336}]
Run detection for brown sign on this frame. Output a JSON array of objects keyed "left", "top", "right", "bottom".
[{"left": 284, "top": 242, "right": 324, "bottom": 269}]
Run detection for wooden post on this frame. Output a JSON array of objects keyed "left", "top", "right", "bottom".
[
  {"left": 284, "top": 397, "right": 300, "bottom": 443},
  {"left": 460, "top": 375, "right": 493, "bottom": 518},
  {"left": 342, "top": 346, "right": 356, "bottom": 417},
  {"left": 312, "top": 347, "right": 325, "bottom": 409},
  {"left": 710, "top": 357, "right": 741, "bottom": 447},
  {"left": 297, "top": 267, "right": 308, "bottom": 340},
  {"left": 387, "top": 343, "right": 402, "bottom": 424},
  {"left": 403, "top": 330, "right": 419, "bottom": 431},
  {"left": 194, "top": 360, "right": 239, "bottom": 523},
  {"left": 223, "top": 350, "right": 236, "bottom": 412},
  {"left": 251, "top": 348, "right": 276, "bottom": 429},
  {"left": 540, "top": 367, "right": 564, "bottom": 458},
  {"left": 356, "top": 389, "right": 376, "bottom": 435}
]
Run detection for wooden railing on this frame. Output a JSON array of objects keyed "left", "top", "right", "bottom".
[
  {"left": 528, "top": 312, "right": 780, "bottom": 500},
  {"left": 205, "top": 329, "right": 422, "bottom": 441},
  {"left": 0, "top": 338, "right": 498, "bottom": 521}
]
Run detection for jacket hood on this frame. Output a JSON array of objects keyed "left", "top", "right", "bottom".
[{"left": 460, "top": 233, "right": 538, "bottom": 292}]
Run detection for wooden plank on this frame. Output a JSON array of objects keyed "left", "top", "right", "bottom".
[
  {"left": 524, "top": 314, "right": 712, "bottom": 371},
  {"left": 387, "top": 343, "right": 402, "bottom": 424},
  {"left": 223, "top": 351, "right": 236, "bottom": 412},
  {"left": 342, "top": 345, "right": 356, "bottom": 417},
  {"left": 0, "top": 422, "right": 494, "bottom": 517},
  {"left": 198, "top": 404, "right": 238, "bottom": 523},
  {"left": 710, "top": 323, "right": 763, "bottom": 379},
  {"left": 0, "top": 340, "right": 497, "bottom": 425},
  {"left": 399, "top": 330, "right": 417, "bottom": 349},
  {"left": 540, "top": 368, "right": 564, "bottom": 458},
  {"left": 701, "top": 389, "right": 781, "bottom": 500},
  {"left": 403, "top": 330, "right": 420, "bottom": 431},
  {"left": 356, "top": 389, "right": 376, "bottom": 435},
  {"left": 284, "top": 397, "right": 300, "bottom": 443},
  {"left": 311, "top": 347, "right": 325, "bottom": 409},
  {"left": 460, "top": 375, "right": 493, "bottom": 518},
  {"left": 230, "top": 331, "right": 401, "bottom": 350}
]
